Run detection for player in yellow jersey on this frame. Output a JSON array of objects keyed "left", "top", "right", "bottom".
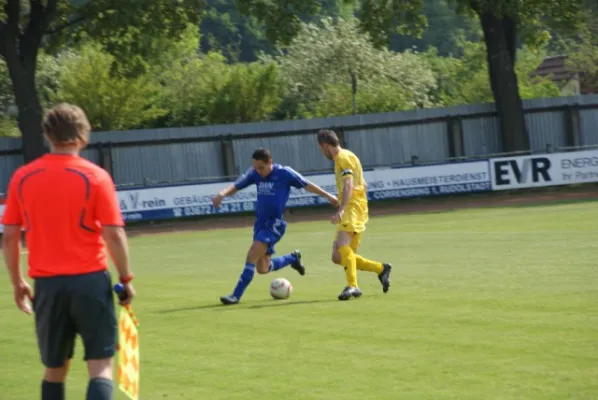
[{"left": 316, "top": 129, "right": 392, "bottom": 300}]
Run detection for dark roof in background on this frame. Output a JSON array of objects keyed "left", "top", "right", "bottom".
[{"left": 532, "top": 55, "right": 576, "bottom": 82}]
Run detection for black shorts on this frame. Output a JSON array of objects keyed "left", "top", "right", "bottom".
[{"left": 33, "top": 270, "right": 117, "bottom": 368}]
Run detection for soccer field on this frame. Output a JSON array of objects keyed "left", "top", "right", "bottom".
[{"left": 1, "top": 200, "right": 597, "bottom": 399}]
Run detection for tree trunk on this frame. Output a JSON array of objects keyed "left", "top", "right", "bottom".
[
  {"left": 350, "top": 71, "right": 357, "bottom": 115},
  {"left": 479, "top": 11, "right": 530, "bottom": 153},
  {"left": 10, "top": 66, "right": 47, "bottom": 163},
  {"left": 1, "top": 0, "right": 55, "bottom": 163}
]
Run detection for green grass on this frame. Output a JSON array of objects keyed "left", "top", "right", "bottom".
[{"left": 1, "top": 200, "right": 598, "bottom": 399}]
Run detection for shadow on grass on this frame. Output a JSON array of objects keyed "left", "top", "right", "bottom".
[
  {"left": 156, "top": 299, "right": 337, "bottom": 314},
  {"left": 247, "top": 299, "right": 338, "bottom": 309}
]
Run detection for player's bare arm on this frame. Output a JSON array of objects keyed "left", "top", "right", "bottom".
[
  {"left": 102, "top": 226, "right": 135, "bottom": 305},
  {"left": 304, "top": 181, "right": 338, "bottom": 206},
  {"left": 333, "top": 176, "right": 353, "bottom": 224},
  {"left": 2, "top": 225, "right": 33, "bottom": 314},
  {"left": 213, "top": 185, "right": 239, "bottom": 208}
]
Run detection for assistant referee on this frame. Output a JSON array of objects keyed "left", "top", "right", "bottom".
[{"left": 2, "top": 103, "right": 136, "bottom": 400}]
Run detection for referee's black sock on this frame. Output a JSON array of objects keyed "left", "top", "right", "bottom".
[
  {"left": 86, "top": 377, "right": 113, "bottom": 400},
  {"left": 41, "top": 380, "right": 64, "bottom": 400}
]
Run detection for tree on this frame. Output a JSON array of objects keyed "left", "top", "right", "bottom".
[
  {"left": 266, "top": 17, "right": 438, "bottom": 118},
  {"left": 238, "top": 0, "right": 585, "bottom": 153},
  {"left": 458, "top": 1, "right": 581, "bottom": 152},
  {"left": 424, "top": 40, "right": 559, "bottom": 106},
  {"left": 50, "top": 43, "right": 166, "bottom": 130},
  {"left": 157, "top": 50, "right": 283, "bottom": 127},
  {"left": 1, "top": 51, "right": 60, "bottom": 135},
  {"left": 200, "top": 0, "right": 357, "bottom": 62},
  {"left": 199, "top": 0, "right": 275, "bottom": 62},
  {"left": 561, "top": 0, "right": 598, "bottom": 94},
  {"left": 390, "top": 0, "right": 481, "bottom": 56},
  {"left": 0, "top": 0, "right": 202, "bottom": 162}
]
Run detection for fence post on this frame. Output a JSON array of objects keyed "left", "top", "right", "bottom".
[
  {"left": 564, "top": 106, "right": 581, "bottom": 149},
  {"left": 98, "top": 142, "right": 114, "bottom": 178},
  {"left": 336, "top": 127, "right": 347, "bottom": 148},
  {"left": 447, "top": 117, "right": 464, "bottom": 160},
  {"left": 220, "top": 135, "right": 237, "bottom": 180}
]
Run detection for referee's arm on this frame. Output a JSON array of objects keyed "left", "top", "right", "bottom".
[
  {"left": 2, "top": 174, "right": 33, "bottom": 314},
  {"left": 95, "top": 174, "right": 135, "bottom": 303}
]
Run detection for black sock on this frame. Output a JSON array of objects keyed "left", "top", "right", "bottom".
[
  {"left": 41, "top": 380, "right": 64, "bottom": 400},
  {"left": 86, "top": 378, "right": 113, "bottom": 400}
]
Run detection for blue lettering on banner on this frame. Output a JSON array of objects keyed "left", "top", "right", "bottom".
[
  {"left": 368, "top": 182, "right": 490, "bottom": 200},
  {"left": 117, "top": 161, "right": 492, "bottom": 223}
]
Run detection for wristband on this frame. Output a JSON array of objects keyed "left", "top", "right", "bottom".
[{"left": 119, "top": 274, "right": 134, "bottom": 284}]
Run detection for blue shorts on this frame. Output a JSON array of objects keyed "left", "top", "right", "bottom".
[{"left": 254, "top": 218, "right": 287, "bottom": 255}]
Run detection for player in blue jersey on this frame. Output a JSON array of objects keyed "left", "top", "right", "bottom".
[{"left": 212, "top": 148, "right": 338, "bottom": 305}]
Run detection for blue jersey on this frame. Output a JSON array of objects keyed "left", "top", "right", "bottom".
[{"left": 234, "top": 164, "right": 308, "bottom": 226}]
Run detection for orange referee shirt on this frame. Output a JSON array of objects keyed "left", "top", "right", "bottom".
[{"left": 1, "top": 154, "right": 124, "bottom": 278}]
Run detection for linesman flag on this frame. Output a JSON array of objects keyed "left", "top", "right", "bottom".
[{"left": 117, "top": 306, "right": 140, "bottom": 400}]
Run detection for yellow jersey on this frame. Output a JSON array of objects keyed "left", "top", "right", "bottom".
[{"left": 334, "top": 148, "right": 368, "bottom": 209}]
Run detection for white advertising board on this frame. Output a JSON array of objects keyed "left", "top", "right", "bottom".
[
  {"left": 116, "top": 161, "right": 491, "bottom": 222},
  {"left": 490, "top": 149, "right": 598, "bottom": 191}
]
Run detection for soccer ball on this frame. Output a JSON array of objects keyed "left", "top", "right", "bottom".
[{"left": 269, "top": 278, "right": 292, "bottom": 300}]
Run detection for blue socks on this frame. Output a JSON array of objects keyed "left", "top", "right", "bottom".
[
  {"left": 232, "top": 254, "right": 297, "bottom": 299},
  {"left": 269, "top": 253, "right": 297, "bottom": 272},
  {"left": 233, "top": 263, "right": 256, "bottom": 299}
]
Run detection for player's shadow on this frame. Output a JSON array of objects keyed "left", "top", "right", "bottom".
[
  {"left": 156, "top": 303, "right": 232, "bottom": 314},
  {"left": 157, "top": 299, "right": 336, "bottom": 314},
  {"left": 247, "top": 299, "right": 337, "bottom": 309}
]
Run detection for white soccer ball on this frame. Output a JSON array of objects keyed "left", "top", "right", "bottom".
[{"left": 269, "top": 278, "right": 292, "bottom": 300}]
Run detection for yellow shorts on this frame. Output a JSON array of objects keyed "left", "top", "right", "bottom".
[
  {"left": 336, "top": 204, "right": 368, "bottom": 234},
  {"left": 335, "top": 204, "right": 368, "bottom": 251},
  {"left": 335, "top": 231, "right": 363, "bottom": 251}
]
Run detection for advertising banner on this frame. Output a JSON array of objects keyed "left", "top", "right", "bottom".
[
  {"left": 117, "top": 161, "right": 491, "bottom": 222},
  {"left": 490, "top": 149, "right": 598, "bottom": 191}
]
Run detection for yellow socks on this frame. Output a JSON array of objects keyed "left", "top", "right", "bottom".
[
  {"left": 338, "top": 246, "right": 384, "bottom": 286},
  {"left": 355, "top": 255, "right": 384, "bottom": 274},
  {"left": 338, "top": 245, "right": 358, "bottom": 287}
]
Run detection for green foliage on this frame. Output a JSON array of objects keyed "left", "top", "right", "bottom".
[
  {"left": 311, "top": 77, "right": 433, "bottom": 118},
  {"left": 0, "top": 51, "right": 60, "bottom": 114},
  {"left": 0, "top": 0, "right": 576, "bottom": 136},
  {"left": 199, "top": 0, "right": 275, "bottom": 62},
  {"left": 0, "top": 59, "right": 12, "bottom": 116},
  {"left": 0, "top": 116, "right": 19, "bottom": 137},
  {"left": 50, "top": 44, "right": 166, "bottom": 130},
  {"left": 237, "top": 0, "right": 427, "bottom": 48},
  {"left": 425, "top": 40, "right": 560, "bottom": 106},
  {"left": 560, "top": 0, "right": 598, "bottom": 94},
  {"left": 43, "top": 0, "right": 204, "bottom": 74},
  {"left": 156, "top": 52, "right": 227, "bottom": 127},
  {"left": 358, "top": 0, "right": 426, "bottom": 48},
  {"left": 157, "top": 51, "right": 284, "bottom": 126},
  {"left": 390, "top": 0, "right": 481, "bottom": 56},
  {"left": 266, "top": 17, "right": 438, "bottom": 118},
  {"left": 209, "top": 61, "right": 283, "bottom": 124},
  {"left": 515, "top": 47, "right": 561, "bottom": 99},
  {"left": 450, "top": 0, "right": 585, "bottom": 50},
  {"left": 200, "top": 0, "right": 483, "bottom": 61},
  {"left": 35, "top": 52, "right": 63, "bottom": 109},
  {"left": 140, "top": 23, "right": 202, "bottom": 77},
  {"left": 0, "top": 51, "right": 62, "bottom": 134},
  {"left": 236, "top": 0, "right": 322, "bottom": 46}
]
